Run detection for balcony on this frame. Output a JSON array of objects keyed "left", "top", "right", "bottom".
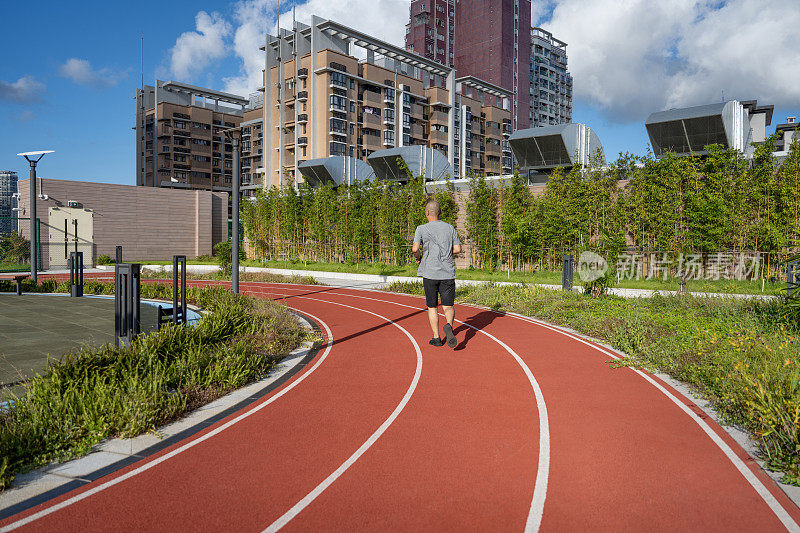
[
  {"left": 362, "top": 90, "right": 382, "bottom": 106},
  {"left": 297, "top": 113, "right": 308, "bottom": 123},
  {"left": 298, "top": 67, "right": 308, "bottom": 78},
  {"left": 429, "top": 110, "right": 449, "bottom": 124},
  {"left": 298, "top": 137, "right": 308, "bottom": 146},
  {"left": 296, "top": 91, "right": 308, "bottom": 101},
  {"left": 362, "top": 112, "right": 381, "bottom": 128}
]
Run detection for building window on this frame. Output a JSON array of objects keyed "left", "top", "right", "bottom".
[
  {"left": 330, "top": 141, "right": 347, "bottom": 156},
  {"left": 331, "top": 71, "right": 348, "bottom": 88},
  {"left": 330, "top": 95, "right": 347, "bottom": 112}
]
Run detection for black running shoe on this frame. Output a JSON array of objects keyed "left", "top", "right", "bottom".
[
  {"left": 443, "top": 323, "right": 457, "bottom": 348},
  {"left": 429, "top": 337, "right": 444, "bottom": 347}
]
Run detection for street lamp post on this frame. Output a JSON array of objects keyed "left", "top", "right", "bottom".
[
  {"left": 222, "top": 128, "right": 242, "bottom": 294},
  {"left": 17, "top": 150, "right": 54, "bottom": 284}
]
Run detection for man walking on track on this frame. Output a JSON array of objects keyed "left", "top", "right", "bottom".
[{"left": 412, "top": 200, "right": 462, "bottom": 348}]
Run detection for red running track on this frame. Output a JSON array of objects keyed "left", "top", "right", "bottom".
[{"left": 2, "top": 281, "right": 800, "bottom": 532}]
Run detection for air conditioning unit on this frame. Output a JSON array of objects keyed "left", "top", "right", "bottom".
[{"left": 67, "top": 200, "right": 79, "bottom": 207}]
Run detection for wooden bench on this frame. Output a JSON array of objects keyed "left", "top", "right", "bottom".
[{"left": 0, "top": 274, "right": 31, "bottom": 295}]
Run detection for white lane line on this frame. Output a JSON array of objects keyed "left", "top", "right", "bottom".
[
  {"left": 253, "top": 286, "right": 549, "bottom": 533},
  {"left": 0, "top": 308, "right": 335, "bottom": 533},
  {"left": 502, "top": 311, "right": 800, "bottom": 533},
  {"left": 261, "top": 295, "right": 423, "bottom": 533}
]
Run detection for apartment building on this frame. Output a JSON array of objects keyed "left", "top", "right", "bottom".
[
  {"left": 530, "top": 27, "right": 573, "bottom": 127},
  {"left": 261, "top": 17, "right": 511, "bottom": 188},
  {"left": 453, "top": 0, "right": 531, "bottom": 130},
  {"left": 405, "top": 0, "right": 455, "bottom": 67},
  {"left": 0, "top": 170, "right": 18, "bottom": 234},
  {"left": 135, "top": 80, "right": 250, "bottom": 192}
]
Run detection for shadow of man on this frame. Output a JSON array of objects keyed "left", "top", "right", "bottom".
[{"left": 453, "top": 309, "right": 504, "bottom": 351}]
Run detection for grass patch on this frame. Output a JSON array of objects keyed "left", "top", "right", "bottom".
[
  {"left": 0, "top": 286, "right": 306, "bottom": 491},
  {"left": 384, "top": 280, "right": 800, "bottom": 483}
]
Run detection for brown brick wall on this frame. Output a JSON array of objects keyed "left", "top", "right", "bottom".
[{"left": 17, "top": 179, "right": 228, "bottom": 266}]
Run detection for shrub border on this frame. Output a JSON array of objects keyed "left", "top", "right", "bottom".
[{"left": 0, "top": 310, "right": 322, "bottom": 520}]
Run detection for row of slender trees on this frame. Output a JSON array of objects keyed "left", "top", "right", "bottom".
[{"left": 240, "top": 137, "right": 800, "bottom": 276}]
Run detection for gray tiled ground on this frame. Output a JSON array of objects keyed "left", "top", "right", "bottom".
[{"left": 0, "top": 295, "right": 158, "bottom": 388}]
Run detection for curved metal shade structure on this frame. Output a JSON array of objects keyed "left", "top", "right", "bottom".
[
  {"left": 508, "top": 123, "right": 604, "bottom": 170},
  {"left": 645, "top": 101, "right": 752, "bottom": 157},
  {"left": 298, "top": 156, "right": 375, "bottom": 187},
  {"left": 367, "top": 146, "right": 452, "bottom": 182}
]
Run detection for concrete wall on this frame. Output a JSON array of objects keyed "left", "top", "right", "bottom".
[{"left": 17, "top": 178, "right": 228, "bottom": 266}]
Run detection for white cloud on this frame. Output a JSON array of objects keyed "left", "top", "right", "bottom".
[
  {"left": 540, "top": 0, "right": 800, "bottom": 122},
  {"left": 18, "top": 110, "right": 35, "bottom": 122},
  {"left": 221, "top": 0, "right": 407, "bottom": 96},
  {"left": 58, "top": 58, "right": 121, "bottom": 88},
  {"left": 221, "top": 0, "right": 278, "bottom": 97},
  {"left": 168, "top": 11, "right": 232, "bottom": 80},
  {"left": 0, "top": 76, "right": 45, "bottom": 102}
]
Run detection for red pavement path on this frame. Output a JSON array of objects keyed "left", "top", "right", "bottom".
[{"left": 2, "top": 280, "right": 800, "bottom": 532}]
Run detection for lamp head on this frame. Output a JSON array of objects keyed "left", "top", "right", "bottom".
[{"left": 17, "top": 150, "right": 54, "bottom": 163}]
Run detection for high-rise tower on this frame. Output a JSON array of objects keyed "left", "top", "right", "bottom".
[
  {"left": 405, "top": 0, "right": 456, "bottom": 67},
  {"left": 530, "top": 27, "right": 573, "bottom": 127},
  {"left": 453, "top": 0, "right": 531, "bottom": 130}
]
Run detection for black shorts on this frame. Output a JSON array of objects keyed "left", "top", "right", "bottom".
[{"left": 423, "top": 278, "right": 456, "bottom": 308}]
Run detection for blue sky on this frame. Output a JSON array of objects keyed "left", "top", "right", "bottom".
[{"left": 1, "top": 0, "right": 798, "bottom": 185}]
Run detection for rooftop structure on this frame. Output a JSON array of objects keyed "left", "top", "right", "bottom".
[
  {"left": 644, "top": 99, "right": 774, "bottom": 158},
  {"left": 298, "top": 156, "right": 375, "bottom": 187},
  {"left": 367, "top": 146, "right": 451, "bottom": 181},
  {"left": 775, "top": 116, "right": 800, "bottom": 154},
  {"left": 508, "top": 123, "right": 605, "bottom": 171}
]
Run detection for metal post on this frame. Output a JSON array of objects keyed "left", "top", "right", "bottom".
[
  {"left": 29, "top": 161, "right": 37, "bottom": 283},
  {"left": 232, "top": 136, "right": 240, "bottom": 294},
  {"left": 70, "top": 251, "right": 83, "bottom": 297},
  {"left": 172, "top": 255, "right": 187, "bottom": 324},
  {"left": 115, "top": 263, "right": 141, "bottom": 347},
  {"left": 562, "top": 254, "right": 573, "bottom": 291},
  {"left": 115, "top": 245, "right": 123, "bottom": 264}
]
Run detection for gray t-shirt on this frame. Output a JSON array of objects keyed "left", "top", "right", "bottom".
[{"left": 413, "top": 220, "right": 461, "bottom": 280}]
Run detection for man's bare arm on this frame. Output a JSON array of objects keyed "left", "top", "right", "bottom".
[
  {"left": 452, "top": 244, "right": 462, "bottom": 256},
  {"left": 412, "top": 242, "right": 422, "bottom": 262}
]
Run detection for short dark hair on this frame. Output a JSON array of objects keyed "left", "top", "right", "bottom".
[{"left": 425, "top": 200, "right": 441, "bottom": 217}]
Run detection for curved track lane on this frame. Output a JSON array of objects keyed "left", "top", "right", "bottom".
[{"left": 2, "top": 281, "right": 800, "bottom": 532}]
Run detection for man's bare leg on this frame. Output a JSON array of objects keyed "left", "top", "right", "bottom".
[
  {"left": 442, "top": 305, "right": 457, "bottom": 347},
  {"left": 427, "top": 307, "right": 440, "bottom": 339},
  {"left": 443, "top": 305, "right": 455, "bottom": 327}
]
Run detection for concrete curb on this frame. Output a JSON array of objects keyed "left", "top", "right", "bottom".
[
  {"left": 0, "top": 312, "right": 318, "bottom": 513},
  {"left": 140, "top": 264, "right": 776, "bottom": 301}
]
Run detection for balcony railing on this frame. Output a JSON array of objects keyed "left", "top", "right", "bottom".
[
  {"left": 298, "top": 137, "right": 308, "bottom": 146},
  {"left": 297, "top": 91, "right": 308, "bottom": 101},
  {"left": 297, "top": 114, "right": 308, "bottom": 123},
  {"left": 298, "top": 67, "right": 308, "bottom": 78}
]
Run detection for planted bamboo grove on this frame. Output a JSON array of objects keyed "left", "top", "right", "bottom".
[{"left": 241, "top": 139, "right": 800, "bottom": 277}]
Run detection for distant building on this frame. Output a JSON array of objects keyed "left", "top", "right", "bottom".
[
  {"left": 0, "top": 171, "right": 18, "bottom": 234},
  {"left": 405, "top": 0, "right": 455, "bottom": 67},
  {"left": 261, "top": 16, "right": 511, "bottom": 186},
  {"left": 645, "top": 99, "right": 774, "bottom": 158},
  {"left": 530, "top": 27, "right": 573, "bottom": 127},
  {"left": 135, "top": 80, "right": 251, "bottom": 192}
]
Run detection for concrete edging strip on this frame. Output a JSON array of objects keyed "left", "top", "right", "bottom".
[{"left": 140, "top": 264, "right": 775, "bottom": 300}]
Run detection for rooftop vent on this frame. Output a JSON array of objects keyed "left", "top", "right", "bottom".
[{"left": 788, "top": 116, "right": 797, "bottom": 124}]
